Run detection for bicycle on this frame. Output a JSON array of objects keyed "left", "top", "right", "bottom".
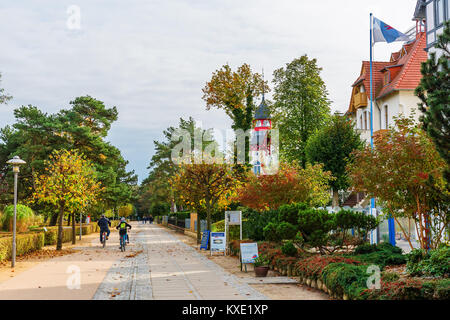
[
  {"left": 120, "top": 233, "right": 127, "bottom": 252},
  {"left": 101, "top": 231, "right": 108, "bottom": 248}
]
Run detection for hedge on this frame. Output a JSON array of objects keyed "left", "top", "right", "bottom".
[
  {"left": 361, "top": 278, "right": 450, "bottom": 300},
  {"left": 0, "top": 221, "right": 120, "bottom": 261},
  {"left": 0, "top": 232, "right": 45, "bottom": 261}
]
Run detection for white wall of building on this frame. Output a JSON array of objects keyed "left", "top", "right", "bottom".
[{"left": 353, "top": 90, "right": 423, "bottom": 143}]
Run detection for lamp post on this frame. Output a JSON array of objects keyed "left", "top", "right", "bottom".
[{"left": 6, "top": 156, "right": 26, "bottom": 268}]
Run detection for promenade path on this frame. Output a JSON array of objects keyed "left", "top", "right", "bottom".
[
  {"left": 93, "top": 223, "right": 267, "bottom": 300},
  {"left": 0, "top": 222, "right": 267, "bottom": 300}
]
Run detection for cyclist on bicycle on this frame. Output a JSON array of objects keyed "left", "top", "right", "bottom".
[
  {"left": 97, "top": 214, "right": 111, "bottom": 243},
  {"left": 116, "top": 217, "right": 132, "bottom": 246}
]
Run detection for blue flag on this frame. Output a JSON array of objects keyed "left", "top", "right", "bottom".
[{"left": 372, "top": 16, "right": 410, "bottom": 44}]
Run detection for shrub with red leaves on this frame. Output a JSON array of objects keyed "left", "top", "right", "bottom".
[
  {"left": 361, "top": 278, "right": 437, "bottom": 300},
  {"left": 295, "top": 255, "right": 361, "bottom": 280}
]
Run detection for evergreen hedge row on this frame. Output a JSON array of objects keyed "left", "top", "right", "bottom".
[{"left": 0, "top": 232, "right": 45, "bottom": 261}]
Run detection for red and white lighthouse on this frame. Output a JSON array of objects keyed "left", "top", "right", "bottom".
[{"left": 250, "top": 94, "right": 272, "bottom": 175}]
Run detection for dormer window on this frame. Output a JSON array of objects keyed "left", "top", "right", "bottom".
[{"left": 384, "top": 71, "right": 390, "bottom": 86}]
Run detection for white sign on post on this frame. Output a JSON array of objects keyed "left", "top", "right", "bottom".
[{"left": 240, "top": 243, "right": 259, "bottom": 264}]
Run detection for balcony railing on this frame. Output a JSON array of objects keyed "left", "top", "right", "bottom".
[{"left": 354, "top": 92, "right": 368, "bottom": 109}]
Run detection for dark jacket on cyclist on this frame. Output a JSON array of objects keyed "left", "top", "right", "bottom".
[
  {"left": 116, "top": 221, "right": 132, "bottom": 236},
  {"left": 98, "top": 217, "right": 111, "bottom": 241}
]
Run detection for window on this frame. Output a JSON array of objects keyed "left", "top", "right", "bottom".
[
  {"left": 377, "top": 105, "right": 382, "bottom": 130},
  {"left": 384, "top": 72, "right": 390, "bottom": 85},
  {"left": 428, "top": 32, "right": 436, "bottom": 44},
  {"left": 364, "top": 112, "right": 368, "bottom": 130},
  {"left": 384, "top": 105, "right": 389, "bottom": 129},
  {"left": 427, "top": 2, "right": 435, "bottom": 30},
  {"left": 448, "top": 0, "right": 450, "bottom": 20},
  {"left": 360, "top": 115, "right": 363, "bottom": 130},
  {"left": 436, "top": 0, "right": 445, "bottom": 26}
]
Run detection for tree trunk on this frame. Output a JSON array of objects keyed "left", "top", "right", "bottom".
[
  {"left": 57, "top": 203, "right": 64, "bottom": 250},
  {"left": 50, "top": 211, "right": 59, "bottom": 226},
  {"left": 67, "top": 213, "right": 71, "bottom": 226},
  {"left": 72, "top": 212, "right": 76, "bottom": 244},
  {"left": 206, "top": 201, "right": 212, "bottom": 232},
  {"left": 332, "top": 189, "right": 339, "bottom": 208}
]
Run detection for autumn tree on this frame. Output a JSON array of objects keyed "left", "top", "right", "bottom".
[
  {"left": 138, "top": 117, "right": 220, "bottom": 215},
  {"left": 416, "top": 21, "right": 450, "bottom": 183},
  {"left": 202, "top": 64, "right": 268, "bottom": 166},
  {"left": 118, "top": 204, "right": 134, "bottom": 218},
  {"left": 170, "top": 158, "right": 239, "bottom": 243},
  {"left": 33, "top": 149, "right": 102, "bottom": 249},
  {"left": 305, "top": 114, "right": 363, "bottom": 207},
  {"left": 236, "top": 162, "right": 333, "bottom": 211},
  {"left": 347, "top": 116, "right": 449, "bottom": 250},
  {"left": 272, "top": 55, "right": 331, "bottom": 168}
]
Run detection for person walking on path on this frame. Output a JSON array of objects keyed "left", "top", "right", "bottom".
[{"left": 149, "top": 214, "right": 154, "bottom": 224}]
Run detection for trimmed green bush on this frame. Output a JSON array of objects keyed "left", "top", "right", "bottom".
[
  {"left": 351, "top": 243, "right": 406, "bottom": 268},
  {"left": 322, "top": 262, "right": 370, "bottom": 300},
  {"left": 406, "top": 246, "right": 450, "bottom": 277},
  {"left": 353, "top": 243, "right": 379, "bottom": 255},
  {"left": 281, "top": 241, "right": 298, "bottom": 257},
  {"left": 263, "top": 222, "right": 280, "bottom": 242},
  {"left": 245, "top": 209, "right": 278, "bottom": 241},
  {"left": 0, "top": 232, "right": 45, "bottom": 261},
  {"left": 351, "top": 251, "right": 406, "bottom": 268},
  {"left": 434, "top": 279, "right": 450, "bottom": 300},
  {"left": 276, "top": 222, "right": 297, "bottom": 241}
]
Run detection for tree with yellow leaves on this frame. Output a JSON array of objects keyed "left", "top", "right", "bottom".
[
  {"left": 170, "top": 158, "right": 241, "bottom": 243},
  {"left": 33, "top": 149, "right": 102, "bottom": 249}
]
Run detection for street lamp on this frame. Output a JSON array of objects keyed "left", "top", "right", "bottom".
[{"left": 6, "top": 156, "right": 26, "bottom": 268}]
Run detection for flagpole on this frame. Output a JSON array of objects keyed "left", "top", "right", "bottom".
[{"left": 369, "top": 13, "right": 378, "bottom": 245}]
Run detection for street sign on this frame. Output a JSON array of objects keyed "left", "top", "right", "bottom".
[
  {"left": 200, "top": 230, "right": 210, "bottom": 251},
  {"left": 240, "top": 243, "right": 259, "bottom": 264},
  {"left": 210, "top": 232, "right": 226, "bottom": 256}
]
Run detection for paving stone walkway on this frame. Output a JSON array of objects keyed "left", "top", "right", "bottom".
[{"left": 93, "top": 223, "right": 268, "bottom": 300}]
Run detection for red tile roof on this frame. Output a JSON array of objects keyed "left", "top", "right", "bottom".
[
  {"left": 377, "top": 32, "right": 427, "bottom": 99},
  {"left": 348, "top": 32, "right": 427, "bottom": 112}
]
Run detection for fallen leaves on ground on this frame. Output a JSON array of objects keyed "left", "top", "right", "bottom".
[
  {"left": 125, "top": 250, "right": 143, "bottom": 258},
  {"left": 0, "top": 249, "right": 77, "bottom": 266}
]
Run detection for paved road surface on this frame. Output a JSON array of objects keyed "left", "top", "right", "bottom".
[{"left": 93, "top": 223, "right": 268, "bottom": 300}]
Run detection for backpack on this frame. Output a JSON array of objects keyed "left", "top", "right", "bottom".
[{"left": 119, "top": 222, "right": 127, "bottom": 230}]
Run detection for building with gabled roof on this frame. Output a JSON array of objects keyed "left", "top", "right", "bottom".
[{"left": 346, "top": 31, "right": 427, "bottom": 142}]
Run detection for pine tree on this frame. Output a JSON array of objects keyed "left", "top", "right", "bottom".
[{"left": 416, "top": 21, "right": 450, "bottom": 182}]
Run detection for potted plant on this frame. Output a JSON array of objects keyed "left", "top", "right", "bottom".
[{"left": 254, "top": 255, "right": 270, "bottom": 277}]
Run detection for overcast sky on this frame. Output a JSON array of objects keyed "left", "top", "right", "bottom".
[{"left": 0, "top": 0, "right": 419, "bottom": 181}]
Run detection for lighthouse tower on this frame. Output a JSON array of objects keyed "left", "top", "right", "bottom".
[{"left": 250, "top": 94, "right": 272, "bottom": 175}]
